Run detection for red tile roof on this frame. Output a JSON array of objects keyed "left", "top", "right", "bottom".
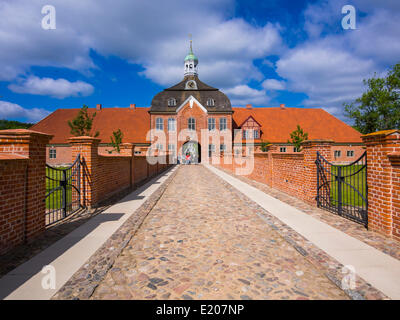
[
  {"left": 31, "top": 107, "right": 151, "bottom": 144},
  {"left": 232, "top": 107, "right": 362, "bottom": 143},
  {"left": 30, "top": 106, "right": 362, "bottom": 145}
]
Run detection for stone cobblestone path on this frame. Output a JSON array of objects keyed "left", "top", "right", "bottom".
[{"left": 91, "top": 165, "right": 348, "bottom": 300}]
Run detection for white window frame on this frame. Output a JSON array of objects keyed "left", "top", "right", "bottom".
[
  {"left": 334, "top": 150, "right": 341, "bottom": 158},
  {"left": 207, "top": 98, "right": 215, "bottom": 107},
  {"left": 156, "top": 118, "right": 163, "bottom": 131},
  {"left": 219, "top": 118, "right": 227, "bottom": 131},
  {"left": 188, "top": 117, "right": 196, "bottom": 131},
  {"left": 168, "top": 118, "right": 176, "bottom": 132},
  {"left": 49, "top": 149, "right": 56, "bottom": 159},
  {"left": 168, "top": 98, "right": 176, "bottom": 106},
  {"left": 208, "top": 144, "right": 215, "bottom": 157},
  {"left": 347, "top": 150, "right": 354, "bottom": 157},
  {"left": 208, "top": 118, "right": 216, "bottom": 131},
  {"left": 280, "top": 147, "right": 286, "bottom": 153},
  {"left": 253, "top": 129, "right": 259, "bottom": 139},
  {"left": 168, "top": 144, "right": 176, "bottom": 155}
]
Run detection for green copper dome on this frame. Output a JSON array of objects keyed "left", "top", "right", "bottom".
[
  {"left": 184, "top": 53, "right": 198, "bottom": 62},
  {"left": 184, "top": 41, "right": 198, "bottom": 62}
]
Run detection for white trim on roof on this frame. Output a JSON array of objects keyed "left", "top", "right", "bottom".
[{"left": 176, "top": 95, "right": 208, "bottom": 114}]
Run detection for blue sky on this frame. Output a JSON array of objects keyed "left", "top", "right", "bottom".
[{"left": 0, "top": 0, "right": 399, "bottom": 123}]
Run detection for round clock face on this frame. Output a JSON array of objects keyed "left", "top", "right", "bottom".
[{"left": 186, "top": 80, "right": 196, "bottom": 89}]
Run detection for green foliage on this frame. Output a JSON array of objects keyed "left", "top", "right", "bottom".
[
  {"left": 68, "top": 105, "right": 99, "bottom": 137},
  {"left": 344, "top": 63, "right": 400, "bottom": 134},
  {"left": 260, "top": 141, "right": 271, "bottom": 152},
  {"left": 110, "top": 129, "right": 123, "bottom": 153},
  {"left": 288, "top": 125, "right": 308, "bottom": 152},
  {"left": 0, "top": 119, "right": 33, "bottom": 130}
]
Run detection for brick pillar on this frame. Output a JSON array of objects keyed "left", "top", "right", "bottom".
[
  {"left": 0, "top": 156, "right": 28, "bottom": 254},
  {"left": 301, "top": 139, "right": 334, "bottom": 204},
  {"left": 120, "top": 143, "right": 135, "bottom": 187},
  {"left": 362, "top": 130, "right": 400, "bottom": 237},
  {"left": 388, "top": 152, "right": 400, "bottom": 241},
  {"left": 0, "top": 129, "right": 52, "bottom": 244},
  {"left": 68, "top": 136, "right": 100, "bottom": 209}
]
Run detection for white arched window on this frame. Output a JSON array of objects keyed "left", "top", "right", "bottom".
[
  {"left": 168, "top": 98, "right": 176, "bottom": 106},
  {"left": 207, "top": 98, "right": 215, "bottom": 107}
]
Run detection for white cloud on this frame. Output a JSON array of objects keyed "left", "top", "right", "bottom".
[
  {"left": 1, "top": 0, "right": 399, "bottom": 119},
  {"left": 274, "top": 0, "right": 400, "bottom": 120},
  {"left": 0, "top": 100, "right": 50, "bottom": 122},
  {"left": 262, "top": 79, "right": 286, "bottom": 91},
  {"left": 0, "top": 1, "right": 95, "bottom": 81},
  {"left": 8, "top": 76, "right": 94, "bottom": 99},
  {"left": 223, "top": 85, "right": 270, "bottom": 106},
  {"left": 0, "top": 0, "right": 284, "bottom": 91},
  {"left": 276, "top": 43, "right": 375, "bottom": 114}
]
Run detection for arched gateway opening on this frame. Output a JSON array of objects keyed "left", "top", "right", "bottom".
[{"left": 182, "top": 141, "right": 201, "bottom": 163}]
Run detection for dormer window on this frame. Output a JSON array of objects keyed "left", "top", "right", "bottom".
[
  {"left": 207, "top": 98, "right": 215, "bottom": 107},
  {"left": 168, "top": 98, "right": 176, "bottom": 106}
]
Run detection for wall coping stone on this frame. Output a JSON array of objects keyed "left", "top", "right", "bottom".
[{"left": 0, "top": 153, "right": 29, "bottom": 160}]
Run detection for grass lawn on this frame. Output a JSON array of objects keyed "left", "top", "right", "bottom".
[
  {"left": 46, "top": 167, "right": 73, "bottom": 210},
  {"left": 330, "top": 164, "right": 366, "bottom": 207}
]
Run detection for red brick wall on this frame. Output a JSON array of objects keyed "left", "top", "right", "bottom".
[
  {"left": 389, "top": 154, "right": 400, "bottom": 240},
  {"left": 0, "top": 130, "right": 52, "bottom": 254},
  {"left": 151, "top": 101, "right": 232, "bottom": 161},
  {"left": 246, "top": 153, "right": 269, "bottom": 184},
  {"left": 69, "top": 137, "right": 171, "bottom": 208},
  {"left": 0, "top": 158, "right": 28, "bottom": 254},
  {"left": 302, "top": 140, "right": 333, "bottom": 204},
  {"left": 134, "top": 156, "right": 149, "bottom": 185},
  {"left": 271, "top": 152, "right": 305, "bottom": 201},
  {"left": 97, "top": 155, "right": 132, "bottom": 201},
  {"left": 46, "top": 145, "right": 71, "bottom": 165},
  {"left": 331, "top": 145, "right": 365, "bottom": 164},
  {"left": 69, "top": 137, "right": 101, "bottom": 208},
  {"left": 362, "top": 130, "right": 400, "bottom": 239},
  {"left": 214, "top": 140, "right": 334, "bottom": 206}
]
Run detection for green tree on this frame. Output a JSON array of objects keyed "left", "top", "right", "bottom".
[
  {"left": 0, "top": 119, "right": 33, "bottom": 130},
  {"left": 344, "top": 63, "right": 400, "bottom": 134},
  {"left": 110, "top": 129, "right": 123, "bottom": 153},
  {"left": 68, "top": 105, "right": 99, "bottom": 137},
  {"left": 288, "top": 125, "right": 308, "bottom": 152},
  {"left": 260, "top": 141, "right": 271, "bottom": 152}
]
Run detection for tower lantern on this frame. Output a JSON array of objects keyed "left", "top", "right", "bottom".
[{"left": 184, "top": 37, "right": 198, "bottom": 76}]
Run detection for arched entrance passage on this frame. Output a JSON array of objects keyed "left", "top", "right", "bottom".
[{"left": 182, "top": 141, "right": 201, "bottom": 163}]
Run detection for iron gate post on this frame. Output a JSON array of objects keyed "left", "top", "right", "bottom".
[
  {"left": 337, "top": 166, "right": 342, "bottom": 216},
  {"left": 61, "top": 169, "right": 67, "bottom": 218},
  {"left": 316, "top": 152, "right": 320, "bottom": 207}
]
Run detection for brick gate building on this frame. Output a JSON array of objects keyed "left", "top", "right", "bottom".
[{"left": 31, "top": 42, "right": 364, "bottom": 165}]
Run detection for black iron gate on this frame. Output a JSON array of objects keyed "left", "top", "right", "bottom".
[
  {"left": 316, "top": 151, "right": 368, "bottom": 227},
  {"left": 45, "top": 154, "right": 81, "bottom": 226}
]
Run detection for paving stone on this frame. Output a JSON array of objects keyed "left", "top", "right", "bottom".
[{"left": 90, "top": 166, "right": 350, "bottom": 300}]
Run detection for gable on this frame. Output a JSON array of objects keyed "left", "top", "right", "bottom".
[
  {"left": 239, "top": 116, "right": 261, "bottom": 128},
  {"left": 232, "top": 107, "right": 362, "bottom": 143},
  {"left": 176, "top": 95, "right": 208, "bottom": 114}
]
